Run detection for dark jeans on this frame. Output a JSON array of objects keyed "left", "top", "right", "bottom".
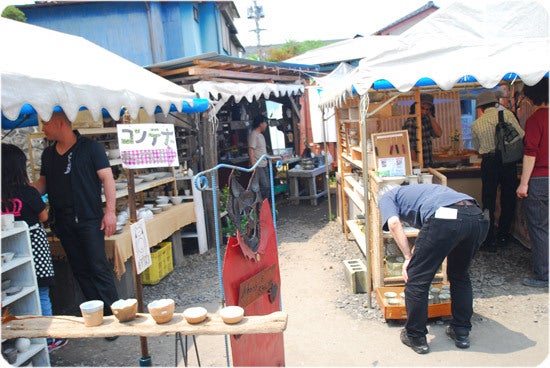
[
  {"left": 55, "top": 213, "right": 119, "bottom": 315},
  {"left": 405, "top": 204, "right": 489, "bottom": 338},
  {"left": 524, "top": 177, "right": 549, "bottom": 281},
  {"left": 257, "top": 165, "right": 271, "bottom": 201},
  {"left": 481, "top": 155, "right": 518, "bottom": 243}
]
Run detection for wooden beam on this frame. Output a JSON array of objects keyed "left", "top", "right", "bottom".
[
  {"left": 1, "top": 311, "right": 288, "bottom": 339},
  {"left": 154, "top": 66, "right": 194, "bottom": 77},
  {"left": 186, "top": 67, "right": 300, "bottom": 82}
]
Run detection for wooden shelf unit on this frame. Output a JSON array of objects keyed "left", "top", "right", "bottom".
[
  {"left": 367, "top": 170, "right": 448, "bottom": 289},
  {"left": 336, "top": 92, "right": 448, "bottom": 290}
]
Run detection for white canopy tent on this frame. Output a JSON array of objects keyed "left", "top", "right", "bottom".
[
  {"left": 0, "top": 18, "right": 205, "bottom": 124},
  {"left": 192, "top": 80, "right": 304, "bottom": 116},
  {"left": 317, "top": 0, "right": 550, "bottom": 107}
]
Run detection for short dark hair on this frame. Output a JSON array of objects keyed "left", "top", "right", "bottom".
[
  {"left": 523, "top": 77, "right": 548, "bottom": 106},
  {"left": 252, "top": 116, "right": 266, "bottom": 129}
]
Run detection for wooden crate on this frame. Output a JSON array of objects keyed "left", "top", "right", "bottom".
[{"left": 375, "top": 283, "right": 451, "bottom": 320}]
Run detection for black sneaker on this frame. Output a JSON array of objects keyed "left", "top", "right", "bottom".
[
  {"left": 446, "top": 326, "right": 470, "bottom": 349},
  {"left": 522, "top": 277, "right": 548, "bottom": 288},
  {"left": 400, "top": 328, "right": 429, "bottom": 354}
]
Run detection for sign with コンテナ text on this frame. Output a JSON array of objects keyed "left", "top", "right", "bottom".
[{"left": 117, "top": 124, "right": 179, "bottom": 169}]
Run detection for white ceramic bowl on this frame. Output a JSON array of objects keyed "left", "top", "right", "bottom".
[
  {"left": 157, "top": 203, "right": 172, "bottom": 211},
  {"left": 156, "top": 197, "right": 169, "bottom": 205},
  {"left": 380, "top": 176, "right": 406, "bottom": 185},
  {"left": 138, "top": 173, "right": 157, "bottom": 182},
  {"left": 183, "top": 307, "right": 208, "bottom": 324},
  {"left": 137, "top": 209, "right": 154, "bottom": 221},
  {"left": 170, "top": 196, "right": 185, "bottom": 205},
  {"left": 220, "top": 306, "right": 244, "bottom": 324},
  {"left": 115, "top": 182, "right": 127, "bottom": 190},
  {"left": 151, "top": 207, "right": 162, "bottom": 214}
]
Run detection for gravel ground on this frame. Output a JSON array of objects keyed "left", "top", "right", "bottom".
[
  {"left": 48, "top": 194, "right": 547, "bottom": 366},
  {"left": 143, "top": 196, "right": 543, "bottom": 325}
]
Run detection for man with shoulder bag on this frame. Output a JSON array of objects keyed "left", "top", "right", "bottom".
[{"left": 472, "top": 90, "right": 524, "bottom": 252}]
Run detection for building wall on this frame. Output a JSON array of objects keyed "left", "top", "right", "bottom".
[{"left": 18, "top": 1, "right": 238, "bottom": 66}]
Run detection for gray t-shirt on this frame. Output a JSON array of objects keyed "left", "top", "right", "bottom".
[
  {"left": 378, "top": 184, "right": 475, "bottom": 230},
  {"left": 248, "top": 129, "right": 267, "bottom": 167}
]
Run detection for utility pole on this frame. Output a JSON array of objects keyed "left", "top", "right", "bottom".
[{"left": 247, "top": 0, "right": 265, "bottom": 60}]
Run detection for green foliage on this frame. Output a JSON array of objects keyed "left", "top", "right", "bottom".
[
  {"left": 2, "top": 6, "right": 26, "bottom": 22},
  {"left": 219, "top": 185, "right": 230, "bottom": 213},
  {"left": 265, "top": 39, "right": 331, "bottom": 62}
]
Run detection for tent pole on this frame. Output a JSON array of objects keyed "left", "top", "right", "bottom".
[
  {"left": 321, "top": 108, "right": 333, "bottom": 221},
  {"left": 359, "top": 94, "right": 372, "bottom": 309},
  {"left": 414, "top": 88, "right": 424, "bottom": 169}
]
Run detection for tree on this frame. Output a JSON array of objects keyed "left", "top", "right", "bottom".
[
  {"left": 2, "top": 6, "right": 27, "bottom": 22},
  {"left": 264, "top": 40, "right": 331, "bottom": 62}
]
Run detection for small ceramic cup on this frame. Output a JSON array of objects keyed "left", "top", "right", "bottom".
[
  {"left": 80, "top": 300, "right": 104, "bottom": 327},
  {"left": 421, "top": 174, "right": 433, "bottom": 184},
  {"left": 148, "top": 299, "right": 175, "bottom": 324},
  {"left": 407, "top": 175, "right": 419, "bottom": 185},
  {"left": 111, "top": 298, "right": 138, "bottom": 322}
]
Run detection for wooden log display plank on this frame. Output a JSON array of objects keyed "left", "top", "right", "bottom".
[{"left": 1, "top": 311, "right": 287, "bottom": 339}]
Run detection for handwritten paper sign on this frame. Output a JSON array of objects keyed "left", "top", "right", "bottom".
[
  {"left": 377, "top": 157, "right": 406, "bottom": 177},
  {"left": 117, "top": 123, "right": 179, "bottom": 169},
  {"left": 130, "top": 219, "right": 152, "bottom": 274}
]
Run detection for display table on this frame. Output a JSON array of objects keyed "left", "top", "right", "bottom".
[
  {"left": 287, "top": 165, "right": 328, "bottom": 205},
  {"left": 1, "top": 312, "right": 287, "bottom": 339},
  {"left": 49, "top": 202, "right": 196, "bottom": 278}
]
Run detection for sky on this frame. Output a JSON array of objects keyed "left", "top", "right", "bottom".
[{"left": 231, "top": 0, "right": 456, "bottom": 47}]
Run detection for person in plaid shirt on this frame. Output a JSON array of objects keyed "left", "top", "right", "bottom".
[
  {"left": 402, "top": 93, "right": 443, "bottom": 167},
  {"left": 472, "top": 90, "right": 524, "bottom": 252}
]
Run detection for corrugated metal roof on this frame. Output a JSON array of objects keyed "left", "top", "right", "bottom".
[{"left": 146, "top": 52, "right": 319, "bottom": 73}]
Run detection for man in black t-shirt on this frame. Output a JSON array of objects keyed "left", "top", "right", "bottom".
[{"left": 32, "top": 112, "right": 119, "bottom": 335}]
